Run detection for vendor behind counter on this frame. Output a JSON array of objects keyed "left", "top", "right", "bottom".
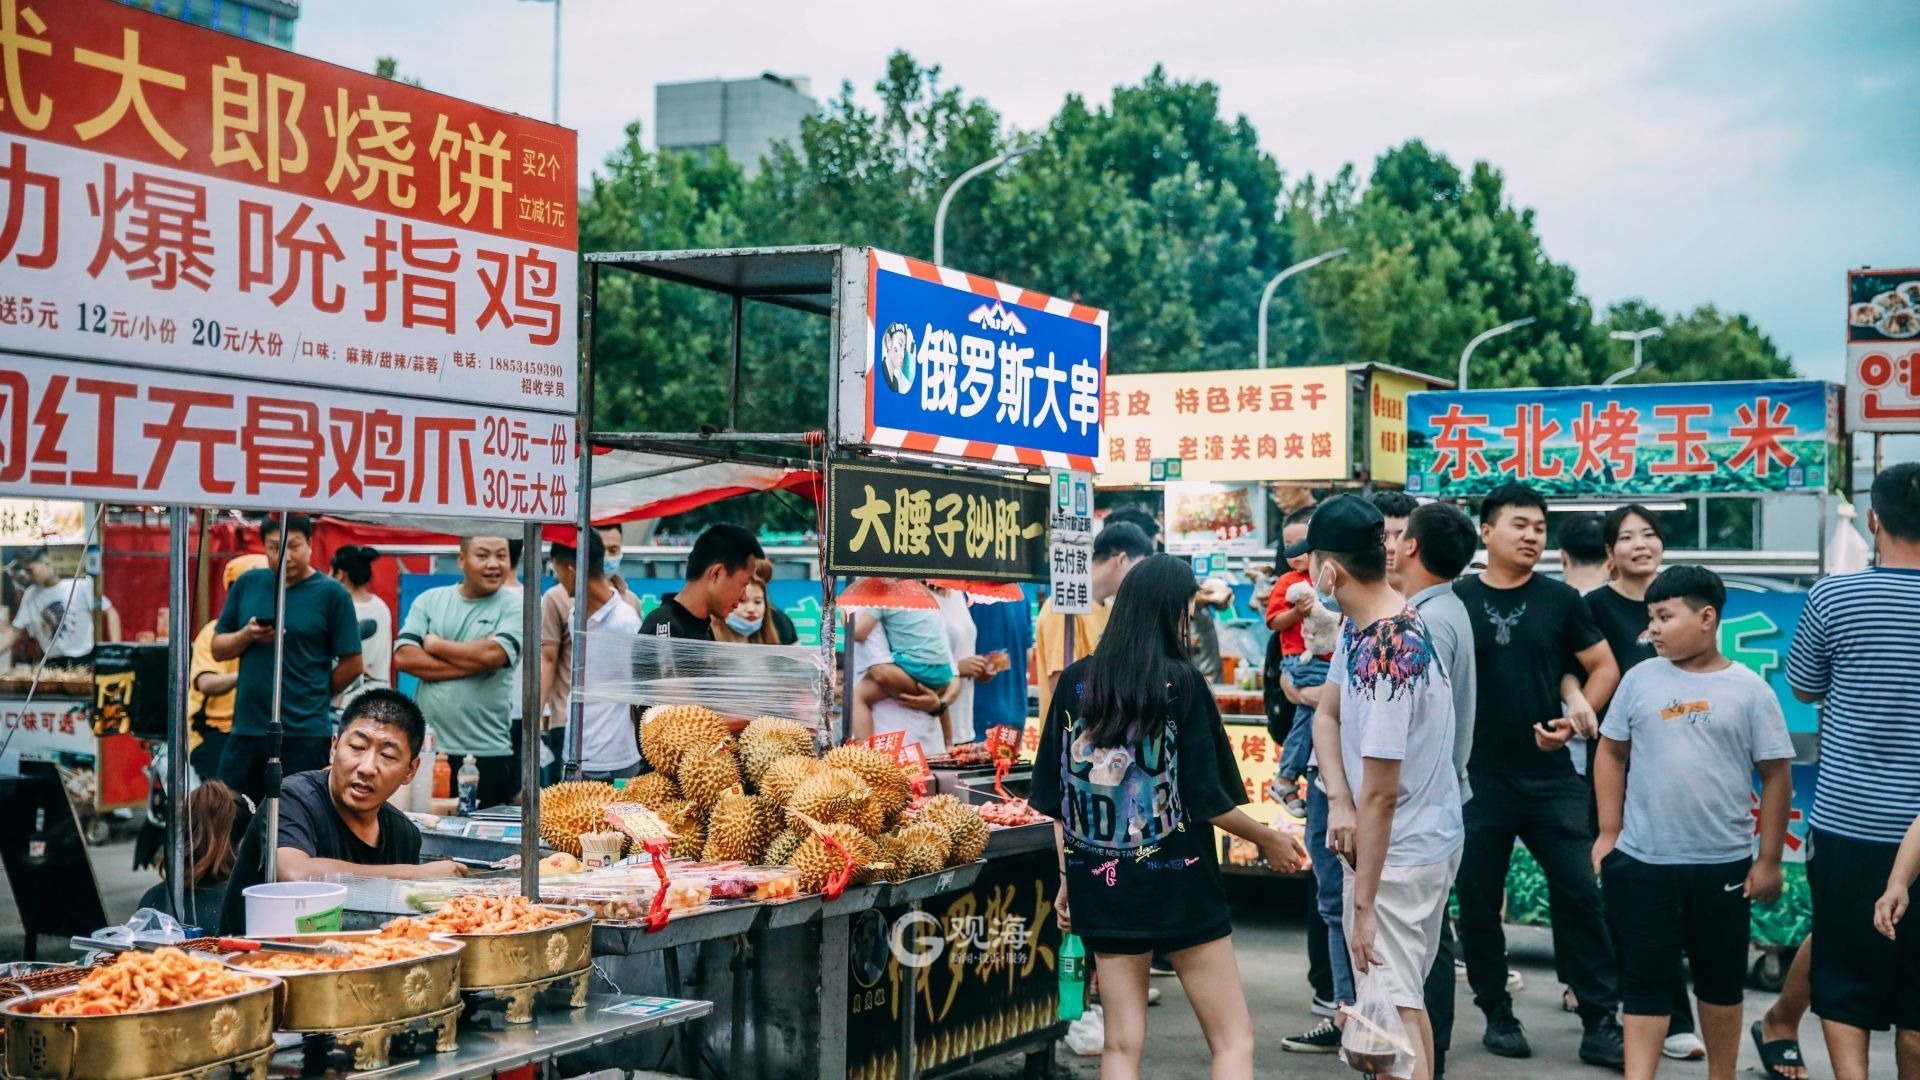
[{"left": 220, "top": 689, "right": 464, "bottom": 933}]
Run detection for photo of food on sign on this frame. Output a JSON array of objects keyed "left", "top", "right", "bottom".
[{"left": 1846, "top": 270, "right": 1920, "bottom": 341}]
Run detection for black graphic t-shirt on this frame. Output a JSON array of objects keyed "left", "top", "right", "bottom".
[
  {"left": 1453, "top": 574, "right": 1604, "bottom": 778},
  {"left": 1585, "top": 585, "right": 1657, "bottom": 675},
  {"left": 1028, "top": 659, "right": 1246, "bottom": 941}
]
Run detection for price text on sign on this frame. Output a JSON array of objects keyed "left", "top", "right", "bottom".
[
  {"left": 1101, "top": 367, "right": 1350, "bottom": 484},
  {"left": 0, "top": 0, "right": 577, "bottom": 415},
  {"left": 0, "top": 353, "right": 575, "bottom": 520},
  {"left": 1406, "top": 379, "right": 1837, "bottom": 498},
  {"left": 824, "top": 459, "right": 1049, "bottom": 582},
  {"left": 1845, "top": 269, "right": 1920, "bottom": 434}
]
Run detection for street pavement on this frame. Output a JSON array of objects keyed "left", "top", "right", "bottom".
[{"left": 5, "top": 845, "right": 1902, "bottom": 1077}]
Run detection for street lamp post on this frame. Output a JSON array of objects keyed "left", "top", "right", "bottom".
[
  {"left": 933, "top": 146, "right": 1037, "bottom": 265},
  {"left": 1457, "top": 317, "right": 1538, "bottom": 389},
  {"left": 517, "top": 0, "right": 561, "bottom": 124},
  {"left": 1604, "top": 327, "right": 1663, "bottom": 386},
  {"left": 1256, "top": 249, "right": 1348, "bottom": 369}
]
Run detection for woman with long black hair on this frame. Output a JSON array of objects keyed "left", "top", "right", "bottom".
[{"left": 1031, "top": 554, "right": 1308, "bottom": 1080}]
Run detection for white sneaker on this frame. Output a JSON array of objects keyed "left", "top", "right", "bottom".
[
  {"left": 1310, "top": 995, "right": 1337, "bottom": 1018},
  {"left": 1146, "top": 987, "right": 1162, "bottom": 1007},
  {"left": 1662, "top": 1032, "right": 1705, "bottom": 1060},
  {"left": 1505, "top": 968, "right": 1525, "bottom": 992}
]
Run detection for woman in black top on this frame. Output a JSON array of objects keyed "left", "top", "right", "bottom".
[
  {"left": 136, "top": 780, "right": 245, "bottom": 932},
  {"left": 1030, "top": 555, "right": 1307, "bottom": 1080}
]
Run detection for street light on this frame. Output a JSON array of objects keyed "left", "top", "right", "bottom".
[
  {"left": 1603, "top": 327, "right": 1663, "bottom": 386},
  {"left": 516, "top": 0, "right": 561, "bottom": 124},
  {"left": 932, "top": 146, "right": 1038, "bottom": 266},
  {"left": 1256, "top": 249, "right": 1348, "bottom": 369},
  {"left": 1457, "top": 316, "right": 1538, "bottom": 389}
]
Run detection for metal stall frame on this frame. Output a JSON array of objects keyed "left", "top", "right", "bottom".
[{"left": 575, "top": 246, "right": 1068, "bottom": 1080}]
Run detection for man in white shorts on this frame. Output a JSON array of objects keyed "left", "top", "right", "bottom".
[{"left": 1308, "top": 496, "right": 1464, "bottom": 1080}]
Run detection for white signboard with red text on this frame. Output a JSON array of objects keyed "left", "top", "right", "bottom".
[
  {"left": 0, "top": 0, "right": 577, "bottom": 519},
  {"left": 1846, "top": 269, "right": 1920, "bottom": 433}
]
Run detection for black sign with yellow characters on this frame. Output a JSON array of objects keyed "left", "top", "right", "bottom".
[{"left": 826, "top": 459, "right": 1048, "bottom": 582}]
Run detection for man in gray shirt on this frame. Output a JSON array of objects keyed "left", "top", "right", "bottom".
[{"left": 1391, "top": 499, "right": 1481, "bottom": 1080}]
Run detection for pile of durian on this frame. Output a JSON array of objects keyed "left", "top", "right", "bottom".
[{"left": 535, "top": 705, "right": 992, "bottom": 895}]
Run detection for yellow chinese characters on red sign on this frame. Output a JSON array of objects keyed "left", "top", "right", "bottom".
[{"left": 1099, "top": 368, "right": 1351, "bottom": 484}]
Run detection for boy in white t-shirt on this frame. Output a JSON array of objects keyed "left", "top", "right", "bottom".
[
  {"left": 1306, "top": 496, "right": 1463, "bottom": 1080},
  {"left": 1592, "top": 565, "right": 1793, "bottom": 1080}
]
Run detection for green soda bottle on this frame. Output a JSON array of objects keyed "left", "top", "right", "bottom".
[{"left": 1057, "top": 932, "right": 1086, "bottom": 1020}]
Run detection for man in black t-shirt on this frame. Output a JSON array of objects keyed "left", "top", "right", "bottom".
[
  {"left": 638, "top": 524, "right": 765, "bottom": 641},
  {"left": 1452, "top": 483, "right": 1625, "bottom": 1068},
  {"left": 221, "top": 689, "right": 462, "bottom": 933}
]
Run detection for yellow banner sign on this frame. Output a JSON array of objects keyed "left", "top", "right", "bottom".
[
  {"left": 1367, "top": 370, "right": 1424, "bottom": 486},
  {"left": 0, "top": 500, "right": 86, "bottom": 547},
  {"left": 1099, "top": 368, "right": 1351, "bottom": 484}
]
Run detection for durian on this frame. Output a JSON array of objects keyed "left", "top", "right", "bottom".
[
  {"left": 789, "top": 768, "right": 876, "bottom": 833},
  {"left": 789, "top": 820, "right": 882, "bottom": 892},
  {"left": 639, "top": 704, "right": 728, "bottom": 777},
  {"left": 760, "top": 755, "right": 828, "bottom": 804},
  {"left": 892, "top": 822, "right": 951, "bottom": 878},
  {"left": 702, "top": 794, "right": 770, "bottom": 863},
  {"left": 763, "top": 829, "right": 805, "bottom": 866},
  {"left": 677, "top": 743, "right": 744, "bottom": 807},
  {"left": 659, "top": 799, "right": 706, "bottom": 859},
  {"left": 875, "top": 834, "right": 914, "bottom": 883},
  {"left": 537, "top": 781, "right": 620, "bottom": 857},
  {"left": 739, "top": 718, "right": 817, "bottom": 789},
  {"left": 917, "top": 795, "right": 990, "bottom": 864},
  {"left": 624, "top": 771, "right": 680, "bottom": 812},
  {"left": 823, "top": 744, "right": 914, "bottom": 819}
]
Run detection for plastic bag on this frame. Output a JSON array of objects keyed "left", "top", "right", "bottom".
[
  {"left": 1063, "top": 1003, "right": 1105, "bottom": 1056},
  {"left": 1340, "top": 964, "right": 1417, "bottom": 1077}
]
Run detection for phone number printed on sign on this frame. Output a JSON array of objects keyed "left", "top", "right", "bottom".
[
  {"left": 0, "top": 354, "right": 574, "bottom": 520},
  {"left": 0, "top": 0, "right": 577, "bottom": 415}
]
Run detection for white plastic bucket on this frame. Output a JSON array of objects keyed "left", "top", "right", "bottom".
[{"left": 242, "top": 881, "right": 347, "bottom": 936}]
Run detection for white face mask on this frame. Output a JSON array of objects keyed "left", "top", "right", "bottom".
[{"left": 1314, "top": 561, "right": 1343, "bottom": 614}]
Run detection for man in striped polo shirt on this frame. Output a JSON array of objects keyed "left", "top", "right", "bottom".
[{"left": 1786, "top": 462, "right": 1920, "bottom": 1079}]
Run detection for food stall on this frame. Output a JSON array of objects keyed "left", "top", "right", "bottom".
[
  {"left": 552, "top": 244, "right": 1097, "bottom": 1078},
  {"left": 1405, "top": 376, "right": 1844, "bottom": 985}
]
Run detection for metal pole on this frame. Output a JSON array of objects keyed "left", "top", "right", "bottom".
[
  {"left": 1874, "top": 432, "right": 1885, "bottom": 475},
  {"left": 1457, "top": 317, "right": 1537, "bottom": 390},
  {"left": 932, "top": 148, "right": 1036, "bottom": 265},
  {"left": 841, "top": 612, "right": 856, "bottom": 744},
  {"left": 728, "top": 293, "right": 743, "bottom": 431},
  {"left": 1604, "top": 327, "right": 1663, "bottom": 387},
  {"left": 1256, "top": 249, "right": 1348, "bottom": 369},
  {"left": 263, "top": 509, "right": 293, "bottom": 884},
  {"left": 519, "top": 520, "right": 543, "bottom": 899},
  {"left": 568, "top": 263, "right": 597, "bottom": 779},
  {"left": 550, "top": 0, "right": 561, "bottom": 125},
  {"left": 1698, "top": 496, "right": 1709, "bottom": 550},
  {"left": 165, "top": 508, "right": 192, "bottom": 920}
]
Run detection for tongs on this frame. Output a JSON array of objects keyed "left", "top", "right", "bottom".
[{"left": 215, "top": 937, "right": 352, "bottom": 958}]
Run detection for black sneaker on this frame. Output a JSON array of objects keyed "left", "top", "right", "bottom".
[
  {"left": 1483, "top": 1005, "right": 1532, "bottom": 1058},
  {"left": 1280, "top": 1019, "right": 1342, "bottom": 1053},
  {"left": 1579, "top": 1016, "right": 1626, "bottom": 1070}
]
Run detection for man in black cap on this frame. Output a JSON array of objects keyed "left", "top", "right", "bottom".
[{"left": 1304, "top": 495, "right": 1462, "bottom": 1080}]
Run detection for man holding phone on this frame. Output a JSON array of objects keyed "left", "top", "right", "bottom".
[{"left": 213, "top": 514, "right": 363, "bottom": 803}]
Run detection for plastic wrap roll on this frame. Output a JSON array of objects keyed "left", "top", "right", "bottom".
[{"left": 574, "top": 630, "right": 829, "bottom": 727}]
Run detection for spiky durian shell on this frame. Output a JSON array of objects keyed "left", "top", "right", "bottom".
[
  {"left": 639, "top": 704, "right": 728, "bottom": 777},
  {"left": 740, "top": 718, "right": 818, "bottom": 789},
  {"left": 823, "top": 744, "right": 913, "bottom": 819},
  {"left": 537, "top": 781, "right": 619, "bottom": 857}
]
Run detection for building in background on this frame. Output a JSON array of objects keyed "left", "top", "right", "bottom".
[
  {"left": 656, "top": 74, "right": 817, "bottom": 177},
  {"left": 115, "top": 0, "right": 298, "bottom": 48}
]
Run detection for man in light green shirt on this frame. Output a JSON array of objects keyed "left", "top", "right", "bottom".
[{"left": 395, "top": 536, "right": 524, "bottom": 808}]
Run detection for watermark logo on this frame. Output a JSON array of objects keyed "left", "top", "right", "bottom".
[{"left": 887, "top": 912, "right": 1033, "bottom": 969}]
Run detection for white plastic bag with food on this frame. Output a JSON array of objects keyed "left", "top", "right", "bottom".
[
  {"left": 1063, "top": 1003, "right": 1105, "bottom": 1056},
  {"left": 1339, "top": 964, "right": 1417, "bottom": 1077}
]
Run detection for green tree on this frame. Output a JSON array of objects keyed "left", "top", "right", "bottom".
[{"left": 372, "top": 56, "right": 423, "bottom": 88}]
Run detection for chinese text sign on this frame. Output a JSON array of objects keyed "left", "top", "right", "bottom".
[
  {"left": 0, "top": 0, "right": 578, "bottom": 415},
  {"left": 826, "top": 460, "right": 1048, "bottom": 582},
  {"left": 1846, "top": 269, "right": 1920, "bottom": 433},
  {"left": 1405, "top": 380, "right": 1835, "bottom": 498},
  {"left": 1099, "top": 367, "right": 1351, "bottom": 484},
  {"left": 864, "top": 250, "right": 1106, "bottom": 471},
  {"left": 1048, "top": 470, "right": 1093, "bottom": 614},
  {"left": 1367, "top": 369, "right": 1424, "bottom": 486}
]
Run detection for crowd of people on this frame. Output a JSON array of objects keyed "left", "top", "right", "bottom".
[{"left": 1032, "top": 466, "right": 1920, "bottom": 1080}]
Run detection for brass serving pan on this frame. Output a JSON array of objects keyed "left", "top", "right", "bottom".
[
  {"left": 1, "top": 974, "right": 278, "bottom": 1080},
  {"left": 428, "top": 905, "right": 593, "bottom": 990},
  {"left": 221, "top": 932, "right": 464, "bottom": 1033}
]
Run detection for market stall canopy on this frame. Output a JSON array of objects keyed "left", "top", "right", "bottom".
[
  {"left": 316, "top": 446, "right": 818, "bottom": 543},
  {"left": 585, "top": 245, "right": 846, "bottom": 316}
]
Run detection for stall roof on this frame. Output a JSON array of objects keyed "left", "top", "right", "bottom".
[
  {"left": 317, "top": 446, "right": 818, "bottom": 542},
  {"left": 585, "top": 245, "right": 849, "bottom": 316}
]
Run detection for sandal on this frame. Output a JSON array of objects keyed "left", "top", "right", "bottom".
[{"left": 1750, "top": 1020, "right": 1805, "bottom": 1080}]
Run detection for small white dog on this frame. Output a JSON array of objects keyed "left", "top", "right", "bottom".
[{"left": 1285, "top": 580, "right": 1341, "bottom": 657}]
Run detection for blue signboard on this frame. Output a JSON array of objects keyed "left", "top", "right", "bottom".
[{"left": 864, "top": 249, "right": 1106, "bottom": 470}]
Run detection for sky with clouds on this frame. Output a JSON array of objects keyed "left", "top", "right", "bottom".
[{"left": 295, "top": 0, "right": 1918, "bottom": 385}]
